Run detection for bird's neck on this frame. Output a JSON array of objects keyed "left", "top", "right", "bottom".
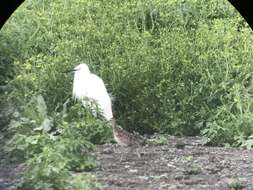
[{"left": 72, "top": 71, "right": 89, "bottom": 99}]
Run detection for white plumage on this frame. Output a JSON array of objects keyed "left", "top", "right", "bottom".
[{"left": 72, "top": 63, "right": 113, "bottom": 121}]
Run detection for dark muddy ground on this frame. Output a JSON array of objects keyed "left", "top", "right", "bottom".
[
  {"left": 0, "top": 160, "right": 21, "bottom": 190},
  {"left": 93, "top": 136, "right": 253, "bottom": 190},
  {"left": 1, "top": 136, "right": 253, "bottom": 190}
]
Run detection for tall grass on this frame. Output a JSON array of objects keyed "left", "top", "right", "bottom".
[{"left": 0, "top": 0, "right": 253, "bottom": 188}]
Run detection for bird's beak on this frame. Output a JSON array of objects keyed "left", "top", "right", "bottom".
[{"left": 63, "top": 69, "right": 77, "bottom": 74}]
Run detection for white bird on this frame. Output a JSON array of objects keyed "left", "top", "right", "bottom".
[
  {"left": 71, "top": 63, "right": 113, "bottom": 121},
  {"left": 69, "top": 63, "right": 144, "bottom": 148}
]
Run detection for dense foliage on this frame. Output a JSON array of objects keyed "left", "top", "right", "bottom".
[
  {"left": 1, "top": 0, "right": 253, "bottom": 189},
  {"left": 4, "top": 95, "right": 108, "bottom": 189}
]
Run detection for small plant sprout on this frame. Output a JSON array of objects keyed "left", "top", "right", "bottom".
[{"left": 227, "top": 177, "right": 246, "bottom": 190}]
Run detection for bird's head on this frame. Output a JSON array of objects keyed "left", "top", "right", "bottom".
[
  {"left": 73, "top": 63, "right": 90, "bottom": 73},
  {"left": 64, "top": 63, "right": 90, "bottom": 74}
]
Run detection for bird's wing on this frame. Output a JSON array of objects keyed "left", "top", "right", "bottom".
[{"left": 86, "top": 74, "right": 113, "bottom": 120}]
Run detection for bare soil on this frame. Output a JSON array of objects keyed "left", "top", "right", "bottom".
[
  {"left": 1, "top": 136, "right": 253, "bottom": 190},
  {"left": 0, "top": 161, "right": 21, "bottom": 190},
  {"left": 93, "top": 136, "right": 253, "bottom": 190}
]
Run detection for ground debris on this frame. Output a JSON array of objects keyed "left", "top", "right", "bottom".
[
  {"left": 1, "top": 136, "right": 253, "bottom": 190},
  {"left": 93, "top": 136, "right": 253, "bottom": 190}
]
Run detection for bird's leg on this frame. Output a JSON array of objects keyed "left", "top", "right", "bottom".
[
  {"left": 136, "top": 148, "right": 141, "bottom": 158},
  {"left": 112, "top": 144, "right": 124, "bottom": 162},
  {"left": 119, "top": 148, "right": 127, "bottom": 162},
  {"left": 119, "top": 154, "right": 124, "bottom": 162},
  {"left": 132, "top": 146, "right": 142, "bottom": 159},
  {"left": 111, "top": 143, "right": 115, "bottom": 153}
]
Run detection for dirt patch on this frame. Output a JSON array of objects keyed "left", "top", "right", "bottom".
[
  {"left": 1, "top": 136, "right": 253, "bottom": 190},
  {"left": 0, "top": 161, "right": 21, "bottom": 190},
  {"left": 0, "top": 137, "right": 22, "bottom": 190},
  {"left": 93, "top": 136, "right": 253, "bottom": 190}
]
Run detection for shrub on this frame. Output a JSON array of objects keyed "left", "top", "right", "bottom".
[
  {"left": 4, "top": 95, "right": 110, "bottom": 189},
  {"left": 1, "top": 0, "right": 253, "bottom": 188},
  {"left": 1, "top": 0, "right": 253, "bottom": 155}
]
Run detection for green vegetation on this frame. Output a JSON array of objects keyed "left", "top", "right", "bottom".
[
  {"left": 147, "top": 134, "right": 168, "bottom": 145},
  {"left": 4, "top": 95, "right": 108, "bottom": 189},
  {"left": 183, "top": 164, "right": 202, "bottom": 175},
  {"left": 227, "top": 177, "right": 246, "bottom": 190},
  {"left": 0, "top": 0, "right": 253, "bottom": 189}
]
